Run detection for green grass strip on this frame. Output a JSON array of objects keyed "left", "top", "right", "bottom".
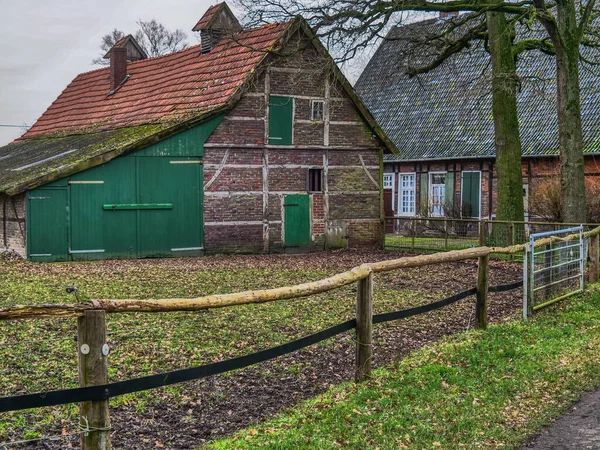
[{"left": 209, "top": 288, "right": 600, "bottom": 449}]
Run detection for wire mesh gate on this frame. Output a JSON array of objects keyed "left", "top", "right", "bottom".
[{"left": 523, "top": 226, "right": 586, "bottom": 318}]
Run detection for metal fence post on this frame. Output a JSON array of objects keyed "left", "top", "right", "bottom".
[
  {"left": 356, "top": 272, "right": 373, "bottom": 382},
  {"left": 590, "top": 233, "right": 599, "bottom": 283},
  {"left": 78, "top": 310, "right": 111, "bottom": 450},
  {"left": 411, "top": 219, "right": 416, "bottom": 251},
  {"left": 476, "top": 254, "right": 489, "bottom": 329}
]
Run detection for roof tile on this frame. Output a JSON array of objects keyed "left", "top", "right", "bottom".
[{"left": 21, "top": 21, "right": 288, "bottom": 139}]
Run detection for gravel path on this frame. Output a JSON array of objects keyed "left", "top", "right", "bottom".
[{"left": 522, "top": 388, "right": 600, "bottom": 450}]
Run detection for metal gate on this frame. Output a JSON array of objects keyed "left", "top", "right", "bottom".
[{"left": 523, "top": 226, "right": 585, "bottom": 318}]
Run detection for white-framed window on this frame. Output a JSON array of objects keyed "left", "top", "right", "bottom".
[
  {"left": 311, "top": 100, "right": 325, "bottom": 121},
  {"left": 383, "top": 173, "right": 394, "bottom": 189},
  {"left": 398, "top": 173, "right": 416, "bottom": 216},
  {"left": 429, "top": 172, "right": 447, "bottom": 217}
]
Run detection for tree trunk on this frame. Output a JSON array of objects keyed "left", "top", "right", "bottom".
[
  {"left": 486, "top": 11, "right": 525, "bottom": 223},
  {"left": 555, "top": 2, "right": 587, "bottom": 223}
]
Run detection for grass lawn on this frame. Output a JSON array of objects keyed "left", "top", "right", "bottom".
[
  {"left": 386, "top": 235, "right": 479, "bottom": 252},
  {"left": 209, "top": 287, "right": 600, "bottom": 450},
  {"left": 0, "top": 251, "right": 522, "bottom": 447}
]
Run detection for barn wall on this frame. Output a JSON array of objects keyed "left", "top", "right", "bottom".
[
  {"left": 24, "top": 118, "right": 222, "bottom": 262},
  {"left": 203, "top": 35, "right": 382, "bottom": 253},
  {"left": 0, "top": 193, "right": 26, "bottom": 256}
]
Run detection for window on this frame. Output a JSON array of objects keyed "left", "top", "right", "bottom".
[
  {"left": 429, "top": 172, "right": 446, "bottom": 217},
  {"left": 398, "top": 173, "right": 416, "bottom": 216},
  {"left": 311, "top": 100, "right": 324, "bottom": 121},
  {"left": 269, "top": 96, "right": 294, "bottom": 145},
  {"left": 308, "top": 168, "right": 323, "bottom": 192},
  {"left": 383, "top": 174, "right": 394, "bottom": 189}
]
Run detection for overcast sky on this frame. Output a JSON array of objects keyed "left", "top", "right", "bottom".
[{"left": 0, "top": 0, "right": 217, "bottom": 146}]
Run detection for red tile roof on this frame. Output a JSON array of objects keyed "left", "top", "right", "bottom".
[
  {"left": 22, "top": 21, "right": 290, "bottom": 139},
  {"left": 192, "top": 3, "right": 224, "bottom": 32}
]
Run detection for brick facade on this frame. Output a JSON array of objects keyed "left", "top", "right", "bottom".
[
  {"left": 202, "top": 36, "right": 382, "bottom": 253},
  {"left": 384, "top": 155, "right": 600, "bottom": 221}
]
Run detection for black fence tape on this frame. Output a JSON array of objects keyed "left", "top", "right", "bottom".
[
  {"left": 489, "top": 280, "right": 523, "bottom": 293},
  {"left": 373, "top": 287, "right": 478, "bottom": 324},
  {"left": 0, "top": 279, "right": 523, "bottom": 413}
]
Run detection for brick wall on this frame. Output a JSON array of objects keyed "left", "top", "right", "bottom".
[
  {"left": 0, "top": 193, "right": 26, "bottom": 256},
  {"left": 386, "top": 155, "right": 600, "bottom": 221},
  {"left": 201, "top": 31, "right": 383, "bottom": 254}
]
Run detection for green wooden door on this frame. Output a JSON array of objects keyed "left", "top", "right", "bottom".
[
  {"left": 461, "top": 171, "right": 481, "bottom": 218},
  {"left": 269, "top": 96, "right": 294, "bottom": 145},
  {"left": 137, "top": 156, "right": 203, "bottom": 257},
  {"left": 284, "top": 194, "right": 310, "bottom": 248},
  {"left": 27, "top": 189, "right": 68, "bottom": 261},
  {"left": 70, "top": 157, "right": 137, "bottom": 260}
]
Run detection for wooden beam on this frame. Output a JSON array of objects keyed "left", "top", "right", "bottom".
[
  {"left": 355, "top": 272, "right": 373, "bottom": 382},
  {"left": 590, "top": 234, "right": 599, "bottom": 283},
  {"left": 368, "top": 247, "right": 490, "bottom": 273},
  {"left": 476, "top": 254, "right": 489, "bottom": 329},
  {"left": 78, "top": 310, "right": 111, "bottom": 450}
]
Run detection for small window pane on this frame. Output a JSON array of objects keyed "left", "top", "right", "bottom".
[
  {"left": 308, "top": 168, "right": 322, "bottom": 192},
  {"left": 311, "top": 100, "right": 324, "bottom": 121},
  {"left": 383, "top": 174, "right": 393, "bottom": 189}
]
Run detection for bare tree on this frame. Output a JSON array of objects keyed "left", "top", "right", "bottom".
[
  {"left": 239, "top": 0, "right": 599, "bottom": 223},
  {"left": 92, "top": 20, "right": 188, "bottom": 65}
]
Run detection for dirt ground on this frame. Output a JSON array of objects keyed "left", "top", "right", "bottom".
[{"left": 13, "top": 250, "right": 523, "bottom": 449}]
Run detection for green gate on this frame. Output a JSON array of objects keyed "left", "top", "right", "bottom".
[{"left": 284, "top": 194, "right": 310, "bottom": 248}]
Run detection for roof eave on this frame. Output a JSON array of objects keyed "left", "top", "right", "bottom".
[{"left": 4, "top": 105, "right": 229, "bottom": 196}]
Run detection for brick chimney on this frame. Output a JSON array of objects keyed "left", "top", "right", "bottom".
[
  {"left": 439, "top": 11, "right": 459, "bottom": 19},
  {"left": 109, "top": 47, "right": 128, "bottom": 92}
]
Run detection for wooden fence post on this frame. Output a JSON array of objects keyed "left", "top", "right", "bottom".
[
  {"left": 479, "top": 220, "right": 486, "bottom": 247},
  {"left": 590, "top": 234, "right": 599, "bottom": 283},
  {"left": 444, "top": 219, "right": 449, "bottom": 250},
  {"left": 356, "top": 272, "right": 373, "bottom": 382},
  {"left": 476, "top": 254, "right": 489, "bottom": 329},
  {"left": 78, "top": 310, "right": 111, "bottom": 450}
]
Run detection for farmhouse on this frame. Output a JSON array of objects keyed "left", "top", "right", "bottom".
[
  {"left": 356, "top": 14, "right": 600, "bottom": 223},
  {"left": 0, "top": 3, "right": 395, "bottom": 261}
]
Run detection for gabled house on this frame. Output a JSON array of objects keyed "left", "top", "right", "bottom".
[
  {"left": 356, "top": 14, "right": 600, "bottom": 223},
  {"left": 0, "top": 3, "right": 395, "bottom": 261}
]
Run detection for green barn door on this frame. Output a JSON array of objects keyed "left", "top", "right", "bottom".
[
  {"left": 284, "top": 194, "right": 310, "bottom": 248},
  {"left": 137, "top": 157, "right": 203, "bottom": 257},
  {"left": 27, "top": 189, "right": 68, "bottom": 261},
  {"left": 461, "top": 171, "right": 481, "bottom": 218},
  {"left": 70, "top": 157, "right": 137, "bottom": 260}
]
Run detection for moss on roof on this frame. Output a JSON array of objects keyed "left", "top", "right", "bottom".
[{"left": 0, "top": 124, "right": 167, "bottom": 195}]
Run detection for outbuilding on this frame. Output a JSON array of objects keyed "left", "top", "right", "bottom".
[{"left": 0, "top": 3, "right": 395, "bottom": 261}]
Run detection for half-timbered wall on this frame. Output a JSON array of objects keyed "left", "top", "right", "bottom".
[{"left": 203, "top": 36, "right": 382, "bottom": 253}]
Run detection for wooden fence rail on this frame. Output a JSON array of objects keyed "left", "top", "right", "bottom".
[{"left": 2, "top": 225, "right": 599, "bottom": 450}]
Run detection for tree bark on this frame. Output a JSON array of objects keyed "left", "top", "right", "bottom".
[
  {"left": 486, "top": 11, "right": 525, "bottom": 223},
  {"left": 555, "top": 2, "right": 587, "bottom": 222}
]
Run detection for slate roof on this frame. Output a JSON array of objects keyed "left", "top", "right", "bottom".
[{"left": 355, "top": 18, "right": 600, "bottom": 162}]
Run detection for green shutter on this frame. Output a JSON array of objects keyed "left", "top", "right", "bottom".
[
  {"left": 284, "top": 194, "right": 310, "bottom": 247},
  {"left": 420, "top": 173, "right": 428, "bottom": 215},
  {"left": 269, "top": 96, "right": 294, "bottom": 145},
  {"left": 445, "top": 172, "right": 455, "bottom": 213},
  {"left": 461, "top": 172, "right": 481, "bottom": 218}
]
